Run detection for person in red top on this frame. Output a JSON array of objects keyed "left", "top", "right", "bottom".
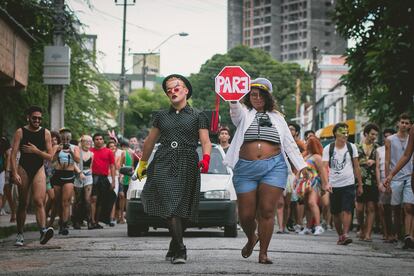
[{"left": 90, "top": 133, "right": 115, "bottom": 229}]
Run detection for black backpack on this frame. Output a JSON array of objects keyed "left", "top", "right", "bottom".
[{"left": 328, "top": 142, "right": 355, "bottom": 170}]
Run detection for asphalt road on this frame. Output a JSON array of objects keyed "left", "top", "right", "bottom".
[{"left": 0, "top": 224, "right": 413, "bottom": 275}]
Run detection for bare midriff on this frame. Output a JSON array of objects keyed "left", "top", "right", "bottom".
[{"left": 239, "top": 140, "right": 281, "bottom": 160}]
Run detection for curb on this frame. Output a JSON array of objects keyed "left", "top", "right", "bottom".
[{"left": 0, "top": 222, "right": 38, "bottom": 239}]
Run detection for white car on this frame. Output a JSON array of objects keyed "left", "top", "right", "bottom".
[{"left": 126, "top": 144, "right": 238, "bottom": 237}]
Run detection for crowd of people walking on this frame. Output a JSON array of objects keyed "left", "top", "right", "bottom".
[
  {"left": 0, "top": 75, "right": 412, "bottom": 265},
  {"left": 0, "top": 106, "right": 143, "bottom": 246}
]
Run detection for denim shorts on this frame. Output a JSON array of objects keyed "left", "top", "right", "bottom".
[
  {"left": 390, "top": 179, "right": 414, "bottom": 205},
  {"left": 232, "top": 153, "right": 288, "bottom": 194}
]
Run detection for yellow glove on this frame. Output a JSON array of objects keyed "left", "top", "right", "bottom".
[{"left": 133, "top": 160, "right": 148, "bottom": 181}]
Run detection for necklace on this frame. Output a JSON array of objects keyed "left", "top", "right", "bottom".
[
  {"left": 363, "top": 143, "right": 373, "bottom": 157},
  {"left": 399, "top": 137, "right": 407, "bottom": 151}
]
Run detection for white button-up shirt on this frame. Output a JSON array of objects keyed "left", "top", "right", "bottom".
[{"left": 223, "top": 101, "right": 307, "bottom": 173}]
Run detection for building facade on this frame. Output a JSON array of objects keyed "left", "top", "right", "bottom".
[
  {"left": 227, "top": 0, "right": 347, "bottom": 63},
  {"left": 0, "top": 8, "right": 34, "bottom": 135}
]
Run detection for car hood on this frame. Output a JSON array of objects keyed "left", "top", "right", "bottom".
[
  {"left": 128, "top": 173, "right": 236, "bottom": 200},
  {"left": 200, "top": 173, "right": 232, "bottom": 192}
]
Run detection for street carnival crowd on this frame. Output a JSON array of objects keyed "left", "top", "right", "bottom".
[{"left": 0, "top": 75, "right": 413, "bottom": 264}]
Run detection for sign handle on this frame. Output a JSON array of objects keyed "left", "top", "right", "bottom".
[{"left": 210, "top": 94, "right": 220, "bottom": 133}]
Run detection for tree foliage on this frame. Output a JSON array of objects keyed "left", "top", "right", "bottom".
[
  {"left": 190, "top": 45, "right": 311, "bottom": 131},
  {"left": 0, "top": 0, "right": 117, "bottom": 138},
  {"left": 124, "top": 88, "right": 170, "bottom": 139},
  {"left": 333, "top": 0, "right": 414, "bottom": 126}
]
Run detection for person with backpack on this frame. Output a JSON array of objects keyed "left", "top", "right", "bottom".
[{"left": 322, "top": 122, "right": 363, "bottom": 245}]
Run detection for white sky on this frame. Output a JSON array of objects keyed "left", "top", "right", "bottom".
[{"left": 67, "top": 0, "right": 228, "bottom": 76}]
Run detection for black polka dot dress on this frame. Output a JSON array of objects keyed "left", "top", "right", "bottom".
[{"left": 141, "top": 105, "right": 209, "bottom": 222}]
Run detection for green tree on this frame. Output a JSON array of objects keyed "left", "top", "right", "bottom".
[
  {"left": 333, "top": 0, "right": 413, "bottom": 126},
  {"left": 0, "top": 0, "right": 116, "bottom": 137},
  {"left": 124, "top": 88, "right": 170, "bottom": 138},
  {"left": 190, "top": 45, "right": 311, "bottom": 130}
]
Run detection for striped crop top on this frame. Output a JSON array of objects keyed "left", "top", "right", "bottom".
[{"left": 244, "top": 112, "right": 281, "bottom": 144}]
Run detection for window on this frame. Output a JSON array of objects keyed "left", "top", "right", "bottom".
[
  {"left": 289, "top": 53, "right": 298, "bottom": 60},
  {"left": 325, "top": 21, "right": 331, "bottom": 26},
  {"left": 303, "top": 52, "right": 307, "bottom": 58},
  {"left": 289, "top": 43, "right": 298, "bottom": 50},
  {"left": 325, "top": 31, "right": 331, "bottom": 36},
  {"left": 325, "top": 41, "right": 331, "bottom": 46}
]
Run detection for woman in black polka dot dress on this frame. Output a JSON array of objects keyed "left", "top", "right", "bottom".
[{"left": 134, "top": 74, "right": 212, "bottom": 264}]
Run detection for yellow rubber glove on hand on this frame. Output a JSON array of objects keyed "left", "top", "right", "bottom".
[{"left": 132, "top": 160, "right": 148, "bottom": 181}]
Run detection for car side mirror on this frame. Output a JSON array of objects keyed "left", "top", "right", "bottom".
[{"left": 120, "top": 166, "right": 134, "bottom": 176}]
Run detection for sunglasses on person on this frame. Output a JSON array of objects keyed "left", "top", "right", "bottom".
[
  {"left": 250, "top": 92, "right": 265, "bottom": 99},
  {"left": 166, "top": 85, "right": 183, "bottom": 94},
  {"left": 31, "top": 116, "right": 42, "bottom": 121}
]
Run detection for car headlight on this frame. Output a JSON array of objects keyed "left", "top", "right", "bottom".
[
  {"left": 204, "top": 190, "right": 230, "bottom": 199},
  {"left": 128, "top": 189, "right": 142, "bottom": 199}
]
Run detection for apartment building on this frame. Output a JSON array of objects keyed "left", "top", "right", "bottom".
[{"left": 228, "top": 0, "right": 347, "bottom": 63}]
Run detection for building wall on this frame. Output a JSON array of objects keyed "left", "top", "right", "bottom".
[
  {"left": 0, "top": 17, "right": 30, "bottom": 88},
  {"left": 227, "top": 0, "right": 347, "bottom": 62},
  {"left": 227, "top": 0, "right": 243, "bottom": 50}
]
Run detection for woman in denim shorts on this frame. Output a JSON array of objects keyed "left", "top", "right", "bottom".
[{"left": 224, "top": 78, "right": 309, "bottom": 264}]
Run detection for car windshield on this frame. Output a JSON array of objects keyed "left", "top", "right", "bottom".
[
  {"left": 197, "top": 147, "right": 229, "bottom": 175},
  {"left": 147, "top": 145, "right": 229, "bottom": 175}
]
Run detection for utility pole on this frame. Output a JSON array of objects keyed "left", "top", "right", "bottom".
[
  {"left": 295, "top": 78, "right": 301, "bottom": 119},
  {"left": 311, "top": 46, "right": 319, "bottom": 131},
  {"left": 115, "top": 0, "right": 135, "bottom": 135},
  {"left": 50, "top": 0, "right": 66, "bottom": 131},
  {"left": 131, "top": 52, "right": 156, "bottom": 89},
  {"left": 142, "top": 54, "right": 147, "bottom": 89}
]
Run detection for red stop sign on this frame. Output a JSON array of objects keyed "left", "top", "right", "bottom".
[{"left": 215, "top": 66, "right": 251, "bottom": 101}]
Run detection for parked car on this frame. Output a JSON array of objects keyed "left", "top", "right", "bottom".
[{"left": 126, "top": 143, "right": 238, "bottom": 237}]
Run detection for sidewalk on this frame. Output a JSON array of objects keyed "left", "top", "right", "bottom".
[{"left": 0, "top": 213, "right": 37, "bottom": 239}]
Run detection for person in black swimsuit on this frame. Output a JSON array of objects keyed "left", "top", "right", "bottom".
[{"left": 10, "top": 106, "right": 54, "bottom": 246}]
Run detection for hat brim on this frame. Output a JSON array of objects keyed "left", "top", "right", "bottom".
[{"left": 162, "top": 74, "right": 192, "bottom": 99}]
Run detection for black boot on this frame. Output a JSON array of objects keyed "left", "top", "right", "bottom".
[
  {"left": 165, "top": 240, "right": 177, "bottom": 261},
  {"left": 172, "top": 244, "right": 187, "bottom": 264},
  {"left": 61, "top": 222, "right": 69, "bottom": 235}
]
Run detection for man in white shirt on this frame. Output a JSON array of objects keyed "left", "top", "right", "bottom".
[{"left": 322, "top": 122, "right": 363, "bottom": 245}]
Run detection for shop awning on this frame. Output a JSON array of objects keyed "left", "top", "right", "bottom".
[{"left": 316, "top": 119, "right": 356, "bottom": 138}]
